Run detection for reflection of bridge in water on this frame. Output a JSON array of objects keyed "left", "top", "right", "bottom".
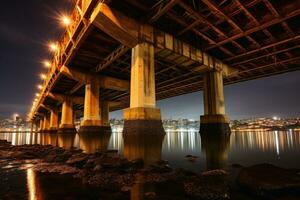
[
  {"left": 26, "top": 0, "right": 300, "bottom": 134},
  {"left": 1, "top": 130, "right": 300, "bottom": 169}
]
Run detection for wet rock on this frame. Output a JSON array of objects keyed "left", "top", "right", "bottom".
[
  {"left": 237, "top": 163, "right": 300, "bottom": 196},
  {"left": 93, "top": 164, "right": 102, "bottom": 172},
  {"left": 232, "top": 163, "right": 243, "bottom": 168},
  {"left": 185, "top": 155, "right": 198, "bottom": 162},
  {"left": 66, "top": 153, "right": 88, "bottom": 168},
  {"left": 44, "top": 154, "right": 56, "bottom": 163},
  {"left": 130, "top": 159, "right": 144, "bottom": 169},
  {"left": 120, "top": 186, "right": 131, "bottom": 193},
  {"left": 33, "top": 163, "right": 80, "bottom": 174},
  {"left": 202, "top": 169, "right": 227, "bottom": 176},
  {"left": 145, "top": 192, "right": 156, "bottom": 199}
]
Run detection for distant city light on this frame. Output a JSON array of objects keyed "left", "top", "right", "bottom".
[
  {"left": 273, "top": 116, "right": 278, "bottom": 120},
  {"left": 49, "top": 42, "right": 58, "bottom": 52},
  {"left": 40, "top": 74, "right": 46, "bottom": 80},
  {"left": 12, "top": 113, "right": 19, "bottom": 121},
  {"left": 61, "top": 15, "right": 71, "bottom": 26}
]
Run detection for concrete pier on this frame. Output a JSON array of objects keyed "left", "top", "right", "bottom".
[
  {"left": 200, "top": 71, "right": 230, "bottom": 134},
  {"left": 58, "top": 97, "right": 76, "bottom": 133},
  {"left": 42, "top": 114, "right": 50, "bottom": 132},
  {"left": 123, "top": 40, "right": 165, "bottom": 135},
  {"left": 79, "top": 80, "right": 102, "bottom": 133},
  {"left": 49, "top": 109, "right": 58, "bottom": 132},
  {"left": 79, "top": 80, "right": 111, "bottom": 133},
  {"left": 39, "top": 118, "right": 44, "bottom": 132}
]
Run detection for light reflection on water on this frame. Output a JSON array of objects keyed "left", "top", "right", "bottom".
[{"left": 1, "top": 130, "right": 300, "bottom": 170}]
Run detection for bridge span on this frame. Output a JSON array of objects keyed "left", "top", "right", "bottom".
[{"left": 28, "top": 0, "right": 300, "bottom": 134}]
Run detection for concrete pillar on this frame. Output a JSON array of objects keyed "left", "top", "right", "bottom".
[
  {"left": 200, "top": 130, "right": 230, "bottom": 170},
  {"left": 123, "top": 39, "right": 164, "bottom": 135},
  {"left": 49, "top": 109, "right": 58, "bottom": 131},
  {"left": 43, "top": 114, "right": 50, "bottom": 132},
  {"left": 200, "top": 70, "right": 230, "bottom": 134},
  {"left": 59, "top": 97, "right": 76, "bottom": 133},
  {"left": 79, "top": 81, "right": 111, "bottom": 133},
  {"left": 39, "top": 118, "right": 44, "bottom": 131},
  {"left": 101, "top": 100, "right": 110, "bottom": 126}
]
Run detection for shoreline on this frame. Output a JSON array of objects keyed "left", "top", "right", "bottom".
[{"left": 1, "top": 139, "right": 300, "bottom": 199}]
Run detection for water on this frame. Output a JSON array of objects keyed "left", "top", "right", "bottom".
[{"left": 1, "top": 129, "right": 300, "bottom": 171}]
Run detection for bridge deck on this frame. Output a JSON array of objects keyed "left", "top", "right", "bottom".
[{"left": 31, "top": 0, "right": 300, "bottom": 118}]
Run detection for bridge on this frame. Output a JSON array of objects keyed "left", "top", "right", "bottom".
[{"left": 28, "top": 0, "right": 300, "bottom": 134}]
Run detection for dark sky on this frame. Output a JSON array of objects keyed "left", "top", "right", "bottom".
[{"left": 0, "top": 1, "right": 299, "bottom": 120}]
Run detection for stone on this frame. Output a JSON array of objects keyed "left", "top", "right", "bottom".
[
  {"left": 237, "top": 163, "right": 300, "bottom": 195},
  {"left": 66, "top": 153, "right": 88, "bottom": 168},
  {"left": 145, "top": 192, "right": 156, "bottom": 199},
  {"left": 202, "top": 169, "right": 227, "bottom": 176}
]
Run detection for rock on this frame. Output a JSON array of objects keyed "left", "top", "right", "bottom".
[
  {"left": 232, "top": 163, "right": 243, "bottom": 168},
  {"left": 93, "top": 164, "right": 102, "bottom": 172},
  {"left": 121, "top": 186, "right": 131, "bottom": 193},
  {"left": 66, "top": 153, "right": 88, "bottom": 168},
  {"left": 44, "top": 154, "right": 56, "bottom": 163},
  {"left": 185, "top": 155, "right": 198, "bottom": 162},
  {"left": 237, "top": 163, "right": 300, "bottom": 195},
  {"left": 130, "top": 159, "right": 144, "bottom": 169},
  {"left": 33, "top": 163, "right": 80, "bottom": 174},
  {"left": 145, "top": 192, "right": 156, "bottom": 199},
  {"left": 202, "top": 169, "right": 227, "bottom": 176}
]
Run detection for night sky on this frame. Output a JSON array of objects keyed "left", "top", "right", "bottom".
[{"left": 0, "top": 1, "right": 299, "bottom": 120}]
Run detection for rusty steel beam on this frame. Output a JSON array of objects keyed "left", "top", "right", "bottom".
[
  {"left": 242, "top": 56, "right": 300, "bottom": 74},
  {"left": 226, "top": 35, "right": 300, "bottom": 62},
  {"left": 232, "top": 44, "right": 300, "bottom": 66},
  {"left": 149, "top": 0, "right": 181, "bottom": 23},
  {"left": 95, "top": 45, "right": 130, "bottom": 72},
  {"left": 206, "top": 8, "right": 300, "bottom": 51}
]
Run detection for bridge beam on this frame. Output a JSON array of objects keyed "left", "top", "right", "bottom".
[
  {"left": 59, "top": 96, "right": 76, "bottom": 134},
  {"left": 91, "top": 2, "right": 236, "bottom": 76},
  {"left": 60, "top": 65, "right": 129, "bottom": 91},
  {"left": 123, "top": 31, "right": 165, "bottom": 135},
  {"left": 200, "top": 70, "right": 230, "bottom": 134}
]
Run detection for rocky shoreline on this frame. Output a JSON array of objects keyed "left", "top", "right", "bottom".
[{"left": 1, "top": 139, "right": 300, "bottom": 199}]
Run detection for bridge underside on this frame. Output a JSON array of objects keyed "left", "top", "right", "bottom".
[{"left": 31, "top": 0, "right": 300, "bottom": 133}]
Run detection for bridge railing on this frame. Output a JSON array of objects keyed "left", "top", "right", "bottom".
[{"left": 30, "top": 0, "right": 98, "bottom": 120}]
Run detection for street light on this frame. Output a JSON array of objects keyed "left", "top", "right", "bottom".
[
  {"left": 44, "top": 60, "right": 51, "bottom": 68},
  {"left": 40, "top": 74, "right": 46, "bottom": 80},
  {"left": 61, "top": 15, "right": 71, "bottom": 26},
  {"left": 49, "top": 42, "right": 58, "bottom": 52}
]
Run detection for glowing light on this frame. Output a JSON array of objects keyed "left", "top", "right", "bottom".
[
  {"left": 43, "top": 61, "right": 51, "bottom": 68},
  {"left": 273, "top": 116, "right": 278, "bottom": 120},
  {"left": 61, "top": 15, "right": 71, "bottom": 26},
  {"left": 40, "top": 74, "right": 46, "bottom": 80},
  {"left": 49, "top": 42, "right": 58, "bottom": 52},
  {"left": 35, "top": 93, "right": 40, "bottom": 97},
  {"left": 37, "top": 85, "right": 42, "bottom": 90}
]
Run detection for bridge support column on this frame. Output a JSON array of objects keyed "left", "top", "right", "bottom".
[
  {"left": 200, "top": 71, "right": 230, "bottom": 134},
  {"left": 101, "top": 100, "right": 110, "bottom": 127},
  {"left": 123, "top": 41, "right": 164, "bottom": 135},
  {"left": 49, "top": 109, "right": 58, "bottom": 132},
  {"left": 39, "top": 118, "right": 44, "bottom": 132},
  {"left": 79, "top": 81, "right": 110, "bottom": 133},
  {"left": 42, "top": 114, "right": 50, "bottom": 132},
  {"left": 59, "top": 97, "right": 76, "bottom": 133}
]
